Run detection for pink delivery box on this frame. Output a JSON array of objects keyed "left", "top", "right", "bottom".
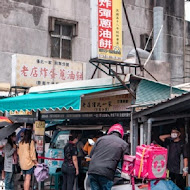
[{"left": 134, "top": 145, "right": 168, "bottom": 180}]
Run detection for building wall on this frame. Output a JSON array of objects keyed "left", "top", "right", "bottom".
[
  {"left": 185, "top": 21, "right": 190, "bottom": 83},
  {"left": 0, "top": 0, "right": 92, "bottom": 83},
  {"left": 155, "top": 0, "right": 185, "bottom": 85},
  {"left": 123, "top": 0, "right": 187, "bottom": 85},
  {"left": 122, "top": 0, "right": 154, "bottom": 58},
  {"left": 0, "top": 0, "right": 189, "bottom": 85}
]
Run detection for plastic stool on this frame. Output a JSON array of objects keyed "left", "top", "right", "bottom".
[{"left": 50, "top": 171, "right": 62, "bottom": 190}]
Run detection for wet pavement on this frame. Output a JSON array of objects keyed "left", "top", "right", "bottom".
[{"left": 0, "top": 174, "right": 51, "bottom": 190}]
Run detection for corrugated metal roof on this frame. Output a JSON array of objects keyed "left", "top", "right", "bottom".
[
  {"left": 135, "top": 79, "right": 186, "bottom": 105},
  {"left": 133, "top": 92, "right": 190, "bottom": 118}
]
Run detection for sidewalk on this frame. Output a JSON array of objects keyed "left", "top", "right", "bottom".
[{"left": 0, "top": 174, "right": 51, "bottom": 190}]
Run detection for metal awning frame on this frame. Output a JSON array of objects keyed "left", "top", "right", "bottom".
[
  {"left": 89, "top": 58, "right": 137, "bottom": 99},
  {"left": 90, "top": 58, "right": 141, "bottom": 77}
]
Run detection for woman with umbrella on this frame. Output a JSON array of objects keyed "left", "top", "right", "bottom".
[
  {"left": 4, "top": 132, "right": 17, "bottom": 190},
  {"left": 0, "top": 117, "right": 15, "bottom": 182}
]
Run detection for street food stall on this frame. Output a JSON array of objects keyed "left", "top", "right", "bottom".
[
  {"left": 0, "top": 75, "right": 185, "bottom": 154},
  {"left": 0, "top": 76, "right": 187, "bottom": 190}
]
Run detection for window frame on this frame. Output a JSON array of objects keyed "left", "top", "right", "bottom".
[
  {"left": 51, "top": 24, "right": 72, "bottom": 59},
  {"left": 49, "top": 17, "right": 78, "bottom": 60}
]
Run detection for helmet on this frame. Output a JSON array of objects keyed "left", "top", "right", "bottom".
[{"left": 107, "top": 124, "right": 124, "bottom": 138}]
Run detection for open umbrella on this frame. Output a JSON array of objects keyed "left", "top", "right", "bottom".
[
  {"left": 0, "top": 116, "right": 13, "bottom": 127},
  {"left": 0, "top": 123, "right": 22, "bottom": 141},
  {"left": 16, "top": 128, "right": 26, "bottom": 143}
]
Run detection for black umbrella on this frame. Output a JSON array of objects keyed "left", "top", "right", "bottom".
[{"left": 0, "top": 123, "right": 22, "bottom": 141}]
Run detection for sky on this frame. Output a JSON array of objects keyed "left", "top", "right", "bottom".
[{"left": 185, "top": 1, "right": 190, "bottom": 21}]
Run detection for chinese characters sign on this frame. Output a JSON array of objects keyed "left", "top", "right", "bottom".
[
  {"left": 99, "top": 0, "right": 113, "bottom": 50},
  {"left": 98, "top": 0, "right": 122, "bottom": 61},
  {"left": 81, "top": 94, "right": 132, "bottom": 112},
  {"left": 36, "top": 136, "right": 44, "bottom": 154},
  {"left": 9, "top": 110, "right": 32, "bottom": 115},
  {"left": 12, "top": 54, "right": 84, "bottom": 87},
  {"left": 35, "top": 121, "right": 45, "bottom": 136},
  {"left": 41, "top": 93, "right": 132, "bottom": 114}
]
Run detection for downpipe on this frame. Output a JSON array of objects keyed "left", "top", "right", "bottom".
[{"left": 147, "top": 118, "right": 154, "bottom": 145}]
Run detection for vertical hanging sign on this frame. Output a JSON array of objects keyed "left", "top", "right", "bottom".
[{"left": 98, "top": 0, "right": 122, "bottom": 61}]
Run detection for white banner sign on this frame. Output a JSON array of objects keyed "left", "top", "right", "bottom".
[{"left": 12, "top": 54, "right": 84, "bottom": 87}]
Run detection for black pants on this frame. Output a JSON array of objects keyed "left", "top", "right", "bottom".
[
  {"left": 62, "top": 163, "right": 76, "bottom": 190},
  {"left": 78, "top": 157, "right": 85, "bottom": 190},
  {"left": 0, "top": 155, "right": 4, "bottom": 172},
  {"left": 170, "top": 172, "right": 186, "bottom": 190}
]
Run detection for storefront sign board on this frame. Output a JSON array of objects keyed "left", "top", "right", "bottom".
[
  {"left": 98, "top": 0, "right": 122, "bottom": 61},
  {"left": 9, "top": 110, "right": 33, "bottom": 115},
  {"left": 36, "top": 136, "right": 44, "bottom": 154},
  {"left": 12, "top": 54, "right": 84, "bottom": 87},
  {"left": 35, "top": 120, "right": 45, "bottom": 136},
  {"left": 81, "top": 94, "right": 132, "bottom": 112}
]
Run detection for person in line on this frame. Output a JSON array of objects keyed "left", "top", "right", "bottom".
[
  {"left": 0, "top": 138, "right": 7, "bottom": 180},
  {"left": 62, "top": 133, "right": 79, "bottom": 190},
  {"left": 16, "top": 128, "right": 25, "bottom": 144},
  {"left": 83, "top": 131, "right": 103, "bottom": 162},
  {"left": 76, "top": 133, "right": 85, "bottom": 190},
  {"left": 159, "top": 127, "right": 188, "bottom": 190},
  {"left": 88, "top": 124, "right": 129, "bottom": 190},
  {"left": 18, "top": 129, "right": 38, "bottom": 190},
  {"left": 16, "top": 128, "right": 25, "bottom": 181},
  {"left": 4, "top": 132, "right": 17, "bottom": 190}
]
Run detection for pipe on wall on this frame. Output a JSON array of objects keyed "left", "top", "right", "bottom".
[
  {"left": 147, "top": 118, "right": 154, "bottom": 144},
  {"left": 153, "top": 7, "right": 164, "bottom": 60}
]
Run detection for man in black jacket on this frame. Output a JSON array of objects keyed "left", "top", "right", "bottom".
[
  {"left": 159, "top": 127, "right": 188, "bottom": 190},
  {"left": 88, "top": 124, "right": 129, "bottom": 190}
]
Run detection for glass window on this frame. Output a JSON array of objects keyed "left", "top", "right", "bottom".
[
  {"left": 51, "top": 37, "right": 60, "bottom": 58},
  {"left": 51, "top": 23, "right": 73, "bottom": 59},
  {"left": 62, "top": 39, "right": 71, "bottom": 59},
  {"left": 54, "top": 134, "right": 69, "bottom": 149},
  {"left": 62, "top": 25, "right": 72, "bottom": 37},
  {"left": 53, "top": 24, "right": 60, "bottom": 35}
]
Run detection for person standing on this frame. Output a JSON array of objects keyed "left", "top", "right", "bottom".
[
  {"left": 16, "top": 128, "right": 26, "bottom": 181},
  {"left": 88, "top": 124, "right": 129, "bottom": 190},
  {"left": 62, "top": 134, "right": 79, "bottom": 190},
  {"left": 0, "top": 138, "right": 7, "bottom": 180},
  {"left": 4, "top": 132, "right": 17, "bottom": 190},
  {"left": 159, "top": 127, "right": 188, "bottom": 190},
  {"left": 83, "top": 131, "right": 103, "bottom": 162},
  {"left": 77, "top": 134, "right": 85, "bottom": 190},
  {"left": 83, "top": 135, "right": 96, "bottom": 161},
  {"left": 18, "top": 129, "right": 38, "bottom": 190}
]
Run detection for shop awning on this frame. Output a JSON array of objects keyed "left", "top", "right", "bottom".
[
  {"left": 0, "top": 87, "right": 119, "bottom": 112},
  {"left": 135, "top": 79, "right": 186, "bottom": 105}
]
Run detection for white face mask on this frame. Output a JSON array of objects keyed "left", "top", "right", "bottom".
[
  {"left": 88, "top": 139, "right": 95, "bottom": 146},
  {"left": 171, "top": 133, "right": 178, "bottom": 139}
]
